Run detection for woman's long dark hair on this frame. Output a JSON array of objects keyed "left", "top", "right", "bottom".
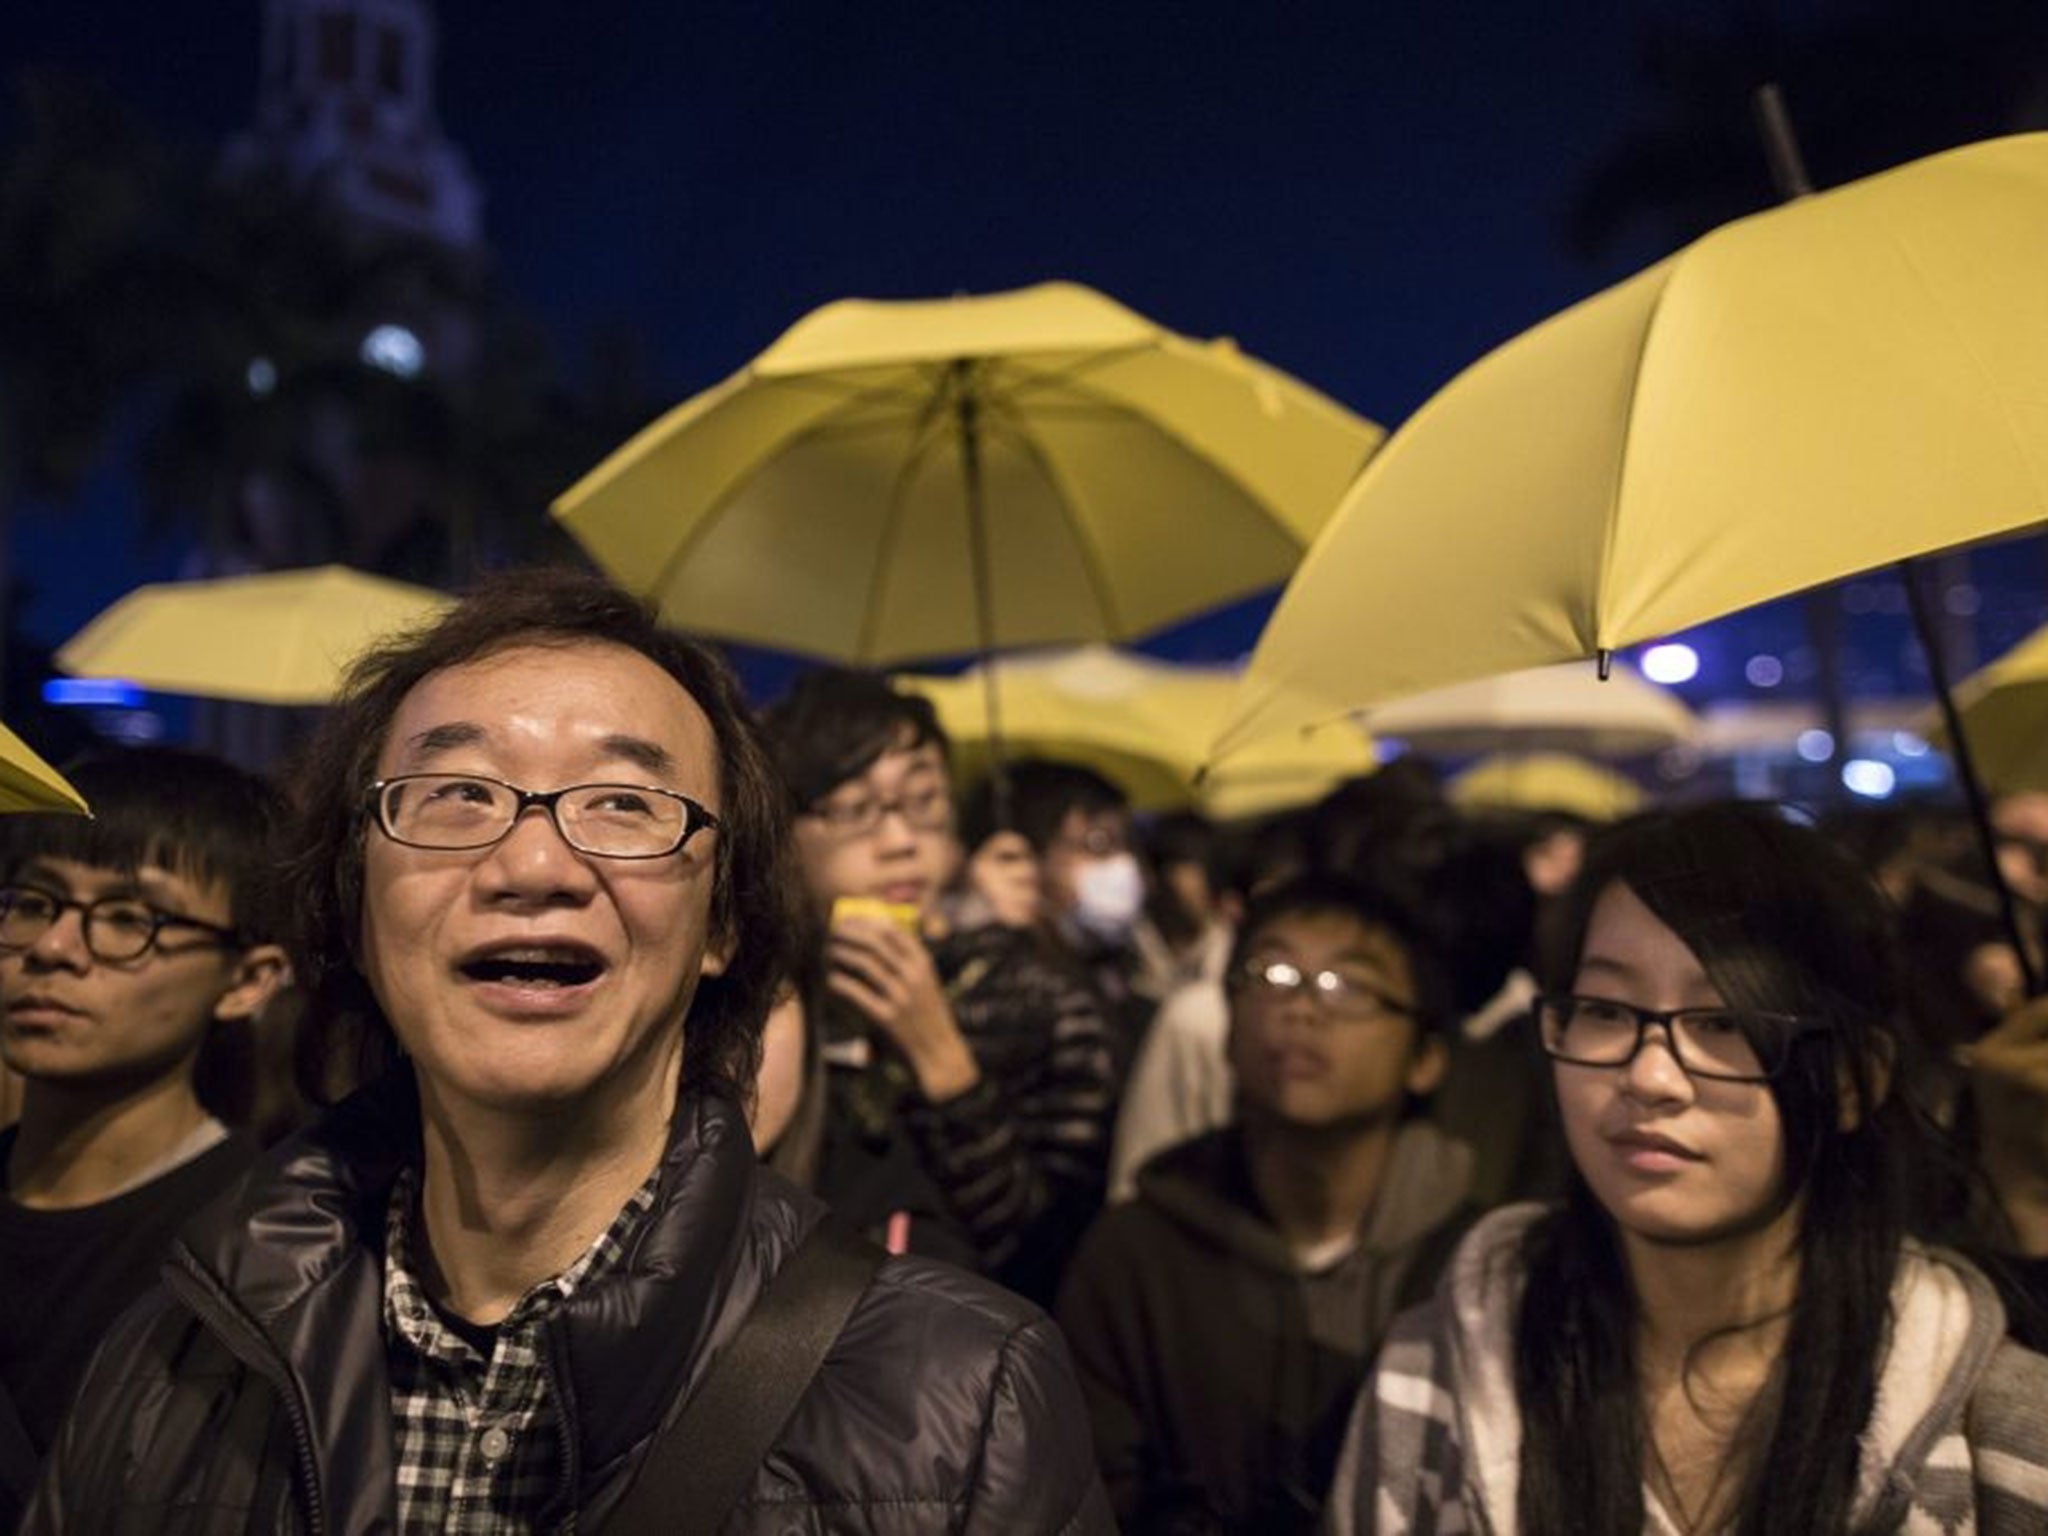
[{"left": 1515, "top": 803, "right": 1921, "bottom": 1536}]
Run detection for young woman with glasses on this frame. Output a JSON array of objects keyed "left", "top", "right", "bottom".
[{"left": 1328, "top": 802, "right": 2048, "bottom": 1535}]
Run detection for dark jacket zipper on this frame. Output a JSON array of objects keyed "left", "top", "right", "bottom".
[{"left": 163, "top": 1249, "right": 329, "bottom": 1536}]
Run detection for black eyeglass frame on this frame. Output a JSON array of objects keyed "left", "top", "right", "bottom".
[
  {"left": 367, "top": 773, "right": 721, "bottom": 860},
  {"left": 1233, "top": 957, "right": 1421, "bottom": 1022},
  {"left": 0, "top": 883, "right": 247, "bottom": 963},
  {"left": 1535, "top": 991, "right": 1830, "bottom": 1083},
  {"left": 798, "top": 785, "right": 955, "bottom": 841}
]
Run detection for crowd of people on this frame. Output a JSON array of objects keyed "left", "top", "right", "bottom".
[{"left": 1, "top": 565, "right": 2046, "bottom": 1533}]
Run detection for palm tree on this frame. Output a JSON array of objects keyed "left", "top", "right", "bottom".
[{"left": 0, "top": 69, "right": 186, "bottom": 708}]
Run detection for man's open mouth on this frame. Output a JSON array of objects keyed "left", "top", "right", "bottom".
[{"left": 459, "top": 946, "right": 606, "bottom": 989}]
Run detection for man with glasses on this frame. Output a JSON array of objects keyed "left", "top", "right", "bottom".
[
  {"left": 27, "top": 571, "right": 1108, "bottom": 1534},
  {"left": 763, "top": 669, "right": 1117, "bottom": 1305},
  {"left": 0, "top": 748, "right": 288, "bottom": 1529},
  {"left": 1057, "top": 872, "right": 1477, "bottom": 1534}
]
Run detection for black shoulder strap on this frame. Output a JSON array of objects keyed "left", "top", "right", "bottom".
[{"left": 600, "top": 1218, "right": 885, "bottom": 1536}]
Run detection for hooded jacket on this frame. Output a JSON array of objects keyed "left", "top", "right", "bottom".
[
  {"left": 23, "top": 1070, "right": 1113, "bottom": 1535},
  {"left": 1056, "top": 1121, "right": 1476, "bottom": 1534},
  {"left": 1327, "top": 1202, "right": 2048, "bottom": 1535}
]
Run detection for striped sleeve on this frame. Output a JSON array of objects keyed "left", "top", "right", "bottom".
[
  {"left": 904, "top": 936, "right": 1116, "bottom": 1277},
  {"left": 1326, "top": 1299, "right": 1473, "bottom": 1536},
  {"left": 1969, "top": 1340, "right": 2048, "bottom": 1535}
]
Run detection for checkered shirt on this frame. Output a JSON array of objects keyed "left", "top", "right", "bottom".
[{"left": 383, "top": 1162, "right": 659, "bottom": 1535}]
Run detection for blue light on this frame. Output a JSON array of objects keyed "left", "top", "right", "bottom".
[
  {"left": 360, "top": 323, "right": 425, "bottom": 378},
  {"left": 1641, "top": 643, "right": 1699, "bottom": 685},
  {"left": 1842, "top": 759, "right": 1897, "bottom": 799},
  {"left": 1796, "top": 729, "right": 1835, "bottom": 763},
  {"left": 43, "top": 678, "right": 143, "bottom": 708}
]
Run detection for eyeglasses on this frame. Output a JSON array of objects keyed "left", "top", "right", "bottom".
[
  {"left": 1235, "top": 957, "right": 1418, "bottom": 1022},
  {"left": 801, "top": 782, "right": 953, "bottom": 840},
  {"left": 0, "top": 884, "right": 244, "bottom": 963},
  {"left": 368, "top": 774, "right": 720, "bottom": 860},
  {"left": 1536, "top": 993, "right": 1828, "bottom": 1083}
]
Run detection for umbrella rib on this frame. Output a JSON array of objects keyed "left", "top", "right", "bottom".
[
  {"left": 1590, "top": 275, "right": 1680, "bottom": 653},
  {"left": 638, "top": 373, "right": 937, "bottom": 610},
  {"left": 981, "top": 403, "right": 1129, "bottom": 636},
  {"left": 854, "top": 376, "right": 961, "bottom": 660},
  {"left": 1001, "top": 360, "right": 1373, "bottom": 553}
]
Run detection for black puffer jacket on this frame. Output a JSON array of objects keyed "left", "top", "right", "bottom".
[{"left": 24, "top": 1070, "right": 1112, "bottom": 1534}]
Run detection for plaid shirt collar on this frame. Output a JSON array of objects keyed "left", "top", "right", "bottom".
[{"left": 382, "top": 1158, "right": 660, "bottom": 1534}]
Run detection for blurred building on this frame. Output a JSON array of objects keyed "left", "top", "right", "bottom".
[{"left": 225, "top": 0, "right": 482, "bottom": 254}]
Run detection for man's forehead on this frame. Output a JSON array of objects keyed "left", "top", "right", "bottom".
[
  {"left": 379, "top": 640, "right": 716, "bottom": 775},
  {"left": 15, "top": 854, "right": 225, "bottom": 910},
  {"left": 1249, "top": 909, "right": 1405, "bottom": 965}
]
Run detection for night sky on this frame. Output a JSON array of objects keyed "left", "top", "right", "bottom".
[{"left": 7, "top": 1, "right": 2043, "bottom": 725}]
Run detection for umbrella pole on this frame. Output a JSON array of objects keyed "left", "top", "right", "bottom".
[
  {"left": 954, "top": 364, "right": 1012, "bottom": 828},
  {"left": 1901, "top": 557, "right": 2043, "bottom": 997}
]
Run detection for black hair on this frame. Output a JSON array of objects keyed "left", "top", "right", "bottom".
[
  {"left": 1226, "top": 869, "right": 1456, "bottom": 1032},
  {"left": 282, "top": 566, "right": 804, "bottom": 1107},
  {"left": 759, "top": 668, "right": 947, "bottom": 811},
  {"left": 1515, "top": 802, "right": 1920, "bottom": 1536},
  {"left": 1417, "top": 817, "right": 1536, "bottom": 1016},
  {"left": 0, "top": 746, "right": 287, "bottom": 1124},
  {"left": 964, "top": 756, "right": 1127, "bottom": 855},
  {"left": 1144, "top": 811, "right": 1222, "bottom": 947},
  {"left": 0, "top": 746, "right": 284, "bottom": 941},
  {"left": 1305, "top": 763, "right": 1459, "bottom": 908},
  {"left": 1213, "top": 808, "right": 1313, "bottom": 901}
]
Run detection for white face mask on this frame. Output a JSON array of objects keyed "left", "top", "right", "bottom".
[{"left": 1071, "top": 852, "right": 1146, "bottom": 940}]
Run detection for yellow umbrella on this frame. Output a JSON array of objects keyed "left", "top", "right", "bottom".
[
  {"left": 1448, "top": 753, "right": 1645, "bottom": 822},
  {"left": 1362, "top": 661, "right": 1696, "bottom": 758},
  {"left": 0, "top": 722, "right": 88, "bottom": 815},
  {"left": 1212, "top": 132, "right": 2048, "bottom": 763},
  {"left": 57, "top": 566, "right": 451, "bottom": 706},
  {"left": 897, "top": 646, "right": 1374, "bottom": 820},
  {"left": 553, "top": 281, "right": 1381, "bottom": 665},
  {"left": 1925, "top": 624, "right": 2048, "bottom": 793}
]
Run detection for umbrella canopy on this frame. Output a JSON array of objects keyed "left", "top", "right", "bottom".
[
  {"left": 1361, "top": 661, "right": 1696, "bottom": 758},
  {"left": 896, "top": 646, "right": 1374, "bottom": 821},
  {"left": 57, "top": 566, "right": 451, "bottom": 705},
  {"left": 0, "top": 721, "right": 88, "bottom": 815},
  {"left": 1926, "top": 623, "right": 2048, "bottom": 793},
  {"left": 1448, "top": 753, "right": 1645, "bottom": 822},
  {"left": 553, "top": 281, "right": 1382, "bottom": 665},
  {"left": 1212, "top": 132, "right": 2048, "bottom": 763}
]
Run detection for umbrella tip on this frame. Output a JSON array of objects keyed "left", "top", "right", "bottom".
[{"left": 1597, "top": 649, "right": 1613, "bottom": 682}]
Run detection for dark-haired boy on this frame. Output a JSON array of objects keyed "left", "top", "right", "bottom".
[
  {"left": 1057, "top": 873, "right": 1476, "bottom": 1534},
  {"left": 0, "top": 747, "right": 289, "bottom": 1525}
]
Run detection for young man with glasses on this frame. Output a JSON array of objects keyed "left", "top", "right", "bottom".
[
  {"left": 764, "top": 669, "right": 1118, "bottom": 1305},
  {"left": 25, "top": 571, "right": 1108, "bottom": 1534},
  {"left": 0, "top": 748, "right": 289, "bottom": 1528},
  {"left": 1057, "top": 872, "right": 1477, "bottom": 1534}
]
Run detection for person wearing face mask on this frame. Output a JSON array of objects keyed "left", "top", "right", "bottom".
[{"left": 962, "top": 759, "right": 1161, "bottom": 1076}]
